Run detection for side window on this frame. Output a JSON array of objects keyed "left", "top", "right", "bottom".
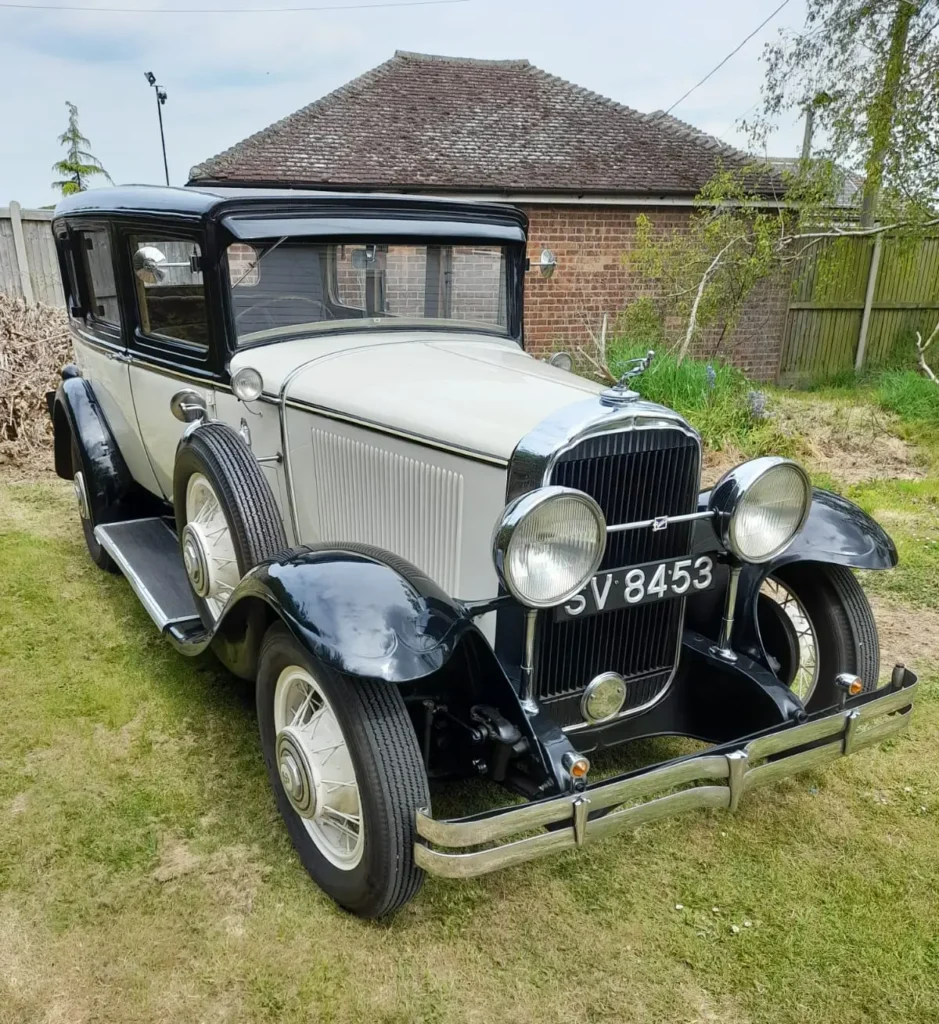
[
  {"left": 77, "top": 228, "right": 120, "bottom": 325},
  {"left": 132, "top": 236, "right": 208, "bottom": 350}
]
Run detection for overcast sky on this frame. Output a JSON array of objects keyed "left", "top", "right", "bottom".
[{"left": 2, "top": 0, "right": 810, "bottom": 208}]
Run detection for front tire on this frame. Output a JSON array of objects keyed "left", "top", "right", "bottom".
[
  {"left": 758, "top": 563, "right": 880, "bottom": 711},
  {"left": 256, "top": 622, "right": 430, "bottom": 918}
]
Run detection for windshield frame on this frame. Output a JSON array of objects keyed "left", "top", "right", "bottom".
[{"left": 221, "top": 233, "right": 526, "bottom": 353}]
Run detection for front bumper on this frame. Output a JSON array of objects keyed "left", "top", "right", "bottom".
[{"left": 415, "top": 673, "right": 917, "bottom": 879}]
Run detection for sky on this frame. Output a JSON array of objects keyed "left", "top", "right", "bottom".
[{"left": 2, "top": 0, "right": 811, "bottom": 208}]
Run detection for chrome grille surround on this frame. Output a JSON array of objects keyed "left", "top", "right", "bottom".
[{"left": 504, "top": 397, "right": 702, "bottom": 731}]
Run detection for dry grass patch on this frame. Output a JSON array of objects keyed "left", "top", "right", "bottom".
[{"left": 771, "top": 393, "right": 924, "bottom": 484}]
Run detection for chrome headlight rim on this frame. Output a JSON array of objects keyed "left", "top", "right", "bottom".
[
  {"left": 492, "top": 485, "right": 607, "bottom": 609},
  {"left": 710, "top": 456, "right": 812, "bottom": 564}
]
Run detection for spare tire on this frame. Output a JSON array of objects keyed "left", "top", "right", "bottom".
[{"left": 173, "top": 422, "right": 287, "bottom": 629}]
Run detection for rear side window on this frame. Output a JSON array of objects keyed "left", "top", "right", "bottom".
[
  {"left": 132, "top": 237, "right": 208, "bottom": 350},
  {"left": 77, "top": 228, "right": 120, "bottom": 325}
]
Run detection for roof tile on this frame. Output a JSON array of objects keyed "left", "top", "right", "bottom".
[{"left": 190, "top": 51, "right": 768, "bottom": 196}]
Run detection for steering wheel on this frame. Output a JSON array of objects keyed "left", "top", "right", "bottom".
[{"left": 234, "top": 295, "right": 325, "bottom": 331}]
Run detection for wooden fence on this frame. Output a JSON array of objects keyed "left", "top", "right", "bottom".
[
  {"left": 778, "top": 234, "right": 939, "bottom": 383},
  {"left": 0, "top": 203, "right": 64, "bottom": 308}
]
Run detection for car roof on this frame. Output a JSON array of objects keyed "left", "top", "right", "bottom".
[{"left": 52, "top": 185, "right": 528, "bottom": 236}]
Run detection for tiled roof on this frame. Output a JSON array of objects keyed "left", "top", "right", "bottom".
[
  {"left": 190, "top": 51, "right": 775, "bottom": 197},
  {"left": 766, "top": 156, "right": 863, "bottom": 208}
]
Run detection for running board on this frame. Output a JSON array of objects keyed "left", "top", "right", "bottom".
[{"left": 94, "top": 518, "right": 203, "bottom": 634}]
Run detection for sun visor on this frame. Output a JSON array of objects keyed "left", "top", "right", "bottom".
[{"left": 221, "top": 215, "right": 526, "bottom": 244}]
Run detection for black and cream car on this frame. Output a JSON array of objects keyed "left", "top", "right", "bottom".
[{"left": 49, "top": 186, "right": 916, "bottom": 918}]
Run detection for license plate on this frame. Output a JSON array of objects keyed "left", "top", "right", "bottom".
[{"left": 555, "top": 554, "right": 716, "bottom": 621}]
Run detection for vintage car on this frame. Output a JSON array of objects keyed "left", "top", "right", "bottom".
[{"left": 49, "top": 185, "right": 916, "bottom": 918}]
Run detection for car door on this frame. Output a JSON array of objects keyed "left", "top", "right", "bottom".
[
  {"left": 64, "top": 221, "right": 161, "bottom": 496},
  {"left": 121, "top": 227, "right": 218, "bottom": 499}
]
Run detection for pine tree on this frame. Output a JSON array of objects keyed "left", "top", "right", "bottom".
[{"left": 51, "top": 101, "right": 113, "bottom": 197}]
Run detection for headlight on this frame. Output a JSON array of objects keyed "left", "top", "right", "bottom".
[
  {"left": 492, "top": 486, "right": 606, "bottom": 608},
  {"left": 710, "top": 457, "right": 811, "bottom": 563}
]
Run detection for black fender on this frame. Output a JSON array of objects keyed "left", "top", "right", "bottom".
[
  {"left": 52, "top": 377, "right": 136, "bottom": 522},
  {"left": 168, "top": 543, "right": 546, "bottom": 775},
  {"left": 169, "top": 548, "right": 548, "bottom": 778},
  {"left": 690, "top": 486, "right": 897, "bottom": 662}
]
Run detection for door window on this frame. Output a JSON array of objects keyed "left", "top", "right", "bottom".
[
  {"left": 77, "top": 228, "right": 121, "bottom": 326},
  {"left": 132, "top": 237, "right": 209, "bottom": 351}
]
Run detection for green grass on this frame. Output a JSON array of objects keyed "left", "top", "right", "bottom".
[
  {"left": 1, "top": 477, "right": 939, "bottom": 1023},
  {"left": 604, "top": 342, "right": 806, "bottom": 458}
]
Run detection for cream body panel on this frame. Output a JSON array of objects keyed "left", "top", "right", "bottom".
[
  {"left": 231, "top": 331, "right": 601, "bottom": 463},
  {"left": 72, "top": 330, "right": 161, "bottom": 495},
  {"left": 129, "top": 364, "right": 212, "bottom": 499},
  {"left": 287, "top": 408, "right": 507, "bottom": 643}
]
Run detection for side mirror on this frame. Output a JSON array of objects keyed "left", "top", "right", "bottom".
[
  {"left": 134, "top": 245, "right": 168, "bottom": 285},
  {"left": 170, "top": 389, "right": 207, "bottom": 423}
]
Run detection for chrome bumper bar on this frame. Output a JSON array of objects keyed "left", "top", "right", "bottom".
[{"left": 415, "top": 680, "right": 917, "bottom": 879}]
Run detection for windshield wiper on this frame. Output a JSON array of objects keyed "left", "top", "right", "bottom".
[{"left": 231, "top": 235, "right": 288, "bottom": 289}]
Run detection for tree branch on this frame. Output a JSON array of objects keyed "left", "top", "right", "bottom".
[
  {"left": 676, "top": 235, "right": 746, "bottom": 363},
  {"left": 916, "top": 320, "right": 939, "bottom": 385}
]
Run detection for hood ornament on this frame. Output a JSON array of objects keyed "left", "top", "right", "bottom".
[{"left": 599, "top": 350, "right": 655, "bottom": 406}]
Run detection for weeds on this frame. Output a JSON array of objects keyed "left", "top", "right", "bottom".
[{"left": 603, "top": 341, "right": 805, "bottom": 458}]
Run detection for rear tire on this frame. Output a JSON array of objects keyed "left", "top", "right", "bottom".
[
  {"left": 256, "top": 622, "right": 429, "bottom": 918},
  {"left": 758, "top": 563, "right": 880, "bottom": 712},
  {"left": 70, "top": 436, "right": 117, "bottom": 573}
]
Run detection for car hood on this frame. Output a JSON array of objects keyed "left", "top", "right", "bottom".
[{"left": 233, "top": 332, "right": 604, "bottom": 462}]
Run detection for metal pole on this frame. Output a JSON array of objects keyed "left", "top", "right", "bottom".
[
  {"left": 856, "top": 233, "right": 883, "bottom": 372},
  {"left": 800, "top": 105, "right": 815, "bottom": 163},
  {"left": 155, "top": 92, "right": 169, "bottom": 186}
]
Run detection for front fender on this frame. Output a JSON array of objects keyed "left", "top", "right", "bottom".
[
  {"left": 196, "top": 544, "right": 480, "bottom": 684},
  {"left": 693, "top": 487, "right": 897, "bottom": 664}
]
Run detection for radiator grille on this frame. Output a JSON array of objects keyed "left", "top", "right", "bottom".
[{"left": 534, "top": 426, "right": 700, "bottom": 729}]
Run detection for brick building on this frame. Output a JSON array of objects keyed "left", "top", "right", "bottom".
[{"left": 190, "top": 51, "right": 788, "bottom": 380}]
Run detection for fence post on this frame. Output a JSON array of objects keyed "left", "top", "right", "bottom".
[
  {"left": 9, "top": 201, "right": 34, "bottom": 305},
  {"left": 855, "top": 233, "right": 883, "bottom": 372}
]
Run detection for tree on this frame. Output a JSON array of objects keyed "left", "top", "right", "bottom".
[
  {"left": 51, "top": 101, "right": 112, "bottom": 197},
  {"left": 753, "top": 0, "right": 939, "bottom": 227},
  {"left": 610, "top": 1, "right": 939, "bottom": 372}
]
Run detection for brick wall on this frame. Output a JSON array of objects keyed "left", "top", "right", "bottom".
[{"left": 520, "top": 204, "right": 789, "bottom": 382}]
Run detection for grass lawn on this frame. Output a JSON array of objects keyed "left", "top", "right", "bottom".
[{"left": 1, "top": 391, "right": 938, "bottom": 1021}]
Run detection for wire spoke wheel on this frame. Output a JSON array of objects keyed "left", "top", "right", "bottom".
[
  {"left": 760, "top": 576, "right": 820, "bottom": 703},
  {"left": 182, "top": 472, "right": 240, "bottom": 624},
  {"left": 273, "top": 665, "right": 365, "bottom": 870}
]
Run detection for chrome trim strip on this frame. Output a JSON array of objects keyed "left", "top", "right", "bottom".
[
  {"left": 414, "top": 681, "right": 917, "bottom": 878},
  {"left": 606, "top": 509, "right": 715, "bottom": 534},
  {"left": 94, "top": 518, "right": 184, "bottom": 632},
  {"left": 265, "top": 393, "right": 509, "bottom": 469},
  {"left": 72, "top": 329, "right": 232, "bottom": 391}
]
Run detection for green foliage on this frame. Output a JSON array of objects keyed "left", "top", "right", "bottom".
[
  {"left": 877, "top": 369, "right": 939, "bottom": 424},
  {"left": 753, "top": 0, "right": 939, "bottom": 225},
  {"left": 615, "top": 296, "right": 663, "bottom": 350},
  {"left": 605, "top": 340, "right": 803, "bottom": 458},
  {"left": 51, "top": 101, "right": 112, "bottom": 197}
]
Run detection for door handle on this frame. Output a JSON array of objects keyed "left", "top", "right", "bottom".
[{"left": 108, "top": 350, "right": 131, "bottom": 363}]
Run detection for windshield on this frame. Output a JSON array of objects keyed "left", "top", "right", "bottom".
[{"left": 228, "top": 240, "right": 511, "bottom": 345}]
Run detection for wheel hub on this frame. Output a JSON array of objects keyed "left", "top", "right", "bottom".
[
  {"left": 276, "top": 727, "right": 318, "bottom": 818},
  {"left": 181, "top": 523, "right": 211, "bottom": 597},
  {"left": 72, "top": 471, "right": 90, "bottom": 520}
]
